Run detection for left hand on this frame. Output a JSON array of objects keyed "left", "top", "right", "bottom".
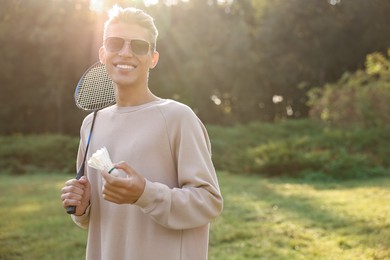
[{"left": 101, "top": 161, "right": 146, "bottom": 204}]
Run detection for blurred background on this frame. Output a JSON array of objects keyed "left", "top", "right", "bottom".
[
  {"left": 0, "top": 0, "right": 389, "bottom": 135},
  {"left": 1, "top": 2, "right": 390, "bottom": 258}
]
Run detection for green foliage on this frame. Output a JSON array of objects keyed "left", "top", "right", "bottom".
[
  {"left": 0, "top": 135, "right": 78, "bottom": 175},
  {"left": 234, "top": 0, "right": 390, "bottom": 121},
  {"left": 208, "top": 119, "right": 390, "bottom": 180},
  {"left": 308, "top": 50, "right": 390, "bottom": 128},
  {"left": 0, "top": 0, "right": 93, "bottom": 135},
  {"left": 1, "top": 1, "right": 390, "bottom": 134},
  {"left": 1, "top": 119, "right": 389, "bottom": 180}
]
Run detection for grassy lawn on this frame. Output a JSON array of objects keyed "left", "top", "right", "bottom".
[
  {"left": 1, "top": 172, "right": 390, "bottom": 259},
  {"left": 0, "top": 173, "right": 87, "bottom": 260},
  {"left": 210, "top": 172, "right": 390, "bottom": 260}
]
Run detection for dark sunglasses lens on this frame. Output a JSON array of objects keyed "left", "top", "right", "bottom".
[
  {"left": 131, "top": 40, "right": 150, "bottom": 55},
  {"left": 105, "top": 37, "right": 124, "bottom": 52}
]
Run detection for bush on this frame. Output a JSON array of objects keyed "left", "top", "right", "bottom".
[
  {"left": 307, "top": 50, "right": 390, "bottom": 128},
  {"left": 208, "top": 120, "right": 323, "bottom": 174},
  {"left": 0, "top": 135, "right": 79, "bottom": 175},
  {"left": 1, "top": 120, "right": 389, "bottom": 180},
  {"left": 208, "top": 120, "right": 390, "bottom": 180}
]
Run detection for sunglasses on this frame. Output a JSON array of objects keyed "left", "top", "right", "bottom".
[{"left": 104, "top": 37, "right": 152, "bottom": 55}]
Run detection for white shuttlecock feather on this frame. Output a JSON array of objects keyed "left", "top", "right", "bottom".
[{"left": 87, "top": 147, "right": 125, "bottom": 178}]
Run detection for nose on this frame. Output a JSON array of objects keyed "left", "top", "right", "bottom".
[{"left": 118, "top": 41, "right": 133, "bottom": 56}]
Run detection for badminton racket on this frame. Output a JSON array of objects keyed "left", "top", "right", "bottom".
[{"left": 66, "top": 62, "right": 116, "bottom": 214}]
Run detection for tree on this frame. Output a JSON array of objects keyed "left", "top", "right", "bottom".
[
  {"left": 0, "top": 0, "right": 96, "bottom": 134},
  {"left": 1, "top": 0, "right": 389, "bottom": 134},
  {"left": 235, "top": 0, "right": 390, "bottom": 120}
]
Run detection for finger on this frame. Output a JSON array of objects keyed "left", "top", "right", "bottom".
[
  {"left": 102, "top": 177, "right": 125, "bottom": 194},
  {"left": 62, "top": 198, "right": 81, "bottom": 207},
  {"left": 102, "top": 185, "right": 123, "bottom": 203},
  {"left": 61, "top": 192, "right": 84, "bottom": 210},
  {"left": 61, "top": 190, "right": 84, "bottom": 201},
  {"left": 78, "top": 176, "right": 91, "bottom": 193},
  {"left": 78, "top": 176, "right": 89, "bottom": 184},
  {"left": 113, "top": 161, "right": 133, "bottom": 175},
  {"left": 61, "top": 186, "right": 87, "bottom": 210},
  {"left": 64, "top": 179, "right": 85, "bottom": 189},
  {"left": 101, "top": 170, "right": 116, "bottom": 184},
  {"left": 61, "top": 184, "right": 85, "bottom": 196}
]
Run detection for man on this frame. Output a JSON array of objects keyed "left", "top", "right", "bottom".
[{"left": 60, "top": 5, "right": 223, "bottom": 260}]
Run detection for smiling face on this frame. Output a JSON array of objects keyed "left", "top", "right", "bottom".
[{"left": 99, "top": 22, "right": 159, "bottom": 90}]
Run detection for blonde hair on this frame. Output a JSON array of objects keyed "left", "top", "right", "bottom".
[{"left": 104, "top": 5, "right": 158, "bottom": 50}]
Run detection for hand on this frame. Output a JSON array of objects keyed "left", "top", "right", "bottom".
[
  {"left": 61, "top": 176, "right": 91, "bottom": 216},
  {"left": 101, "top": 161, "right": 146, "bottom": 204}
]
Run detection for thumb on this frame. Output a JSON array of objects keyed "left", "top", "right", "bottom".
[
  {"left": 112, "top": 161, "right": 130, "bottom": 178},
  {"left": 79, "top": 176, "right": 90, "bottom": 191},
  {"left": 79, "top": 175, "right": 88, "bottom": 183}
]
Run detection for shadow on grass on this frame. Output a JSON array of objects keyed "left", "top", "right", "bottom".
[{"left": 211, "top": 172, "right": 390, "bottom": 259}]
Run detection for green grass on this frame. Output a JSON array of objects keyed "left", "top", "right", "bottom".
[
  {"left": 1, "top": 173, "right": 390, "bottom": 259},
  {"left": 1, "top": 120, "right": 388, "bottom": 259},
  {"left": 0, "top": 173, "right": 87, "bottom": 260},
  {"left": 210, "top": 172, "right": 390, "bottom": 259}
]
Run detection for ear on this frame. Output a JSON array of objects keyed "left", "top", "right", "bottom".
[
  {"left": 150, "top": 51, "right": 159, "bottom": 69},
  {"left": 99, "top": 46, "right": 106, "bottom": 64}
]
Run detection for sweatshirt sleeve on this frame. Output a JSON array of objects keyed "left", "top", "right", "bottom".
[
  {"left": 71, "top": 204, "right": 91, "bottom": 229},
  {"left": 134, "top": 104, "right": 223, "bottom": 230}
]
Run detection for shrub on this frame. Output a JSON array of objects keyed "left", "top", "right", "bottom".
[
  {"left": 208, "top": 120, "right": 390, "bottom": 180},
  {"left": 307, "top": 50, "right": 390, "bottom": 128},
  {"left": 1, "top": 119, "right": 389, "bottom": 180},
  {"left": 0, "top": 135, "right": 79, "bottom": 175}
]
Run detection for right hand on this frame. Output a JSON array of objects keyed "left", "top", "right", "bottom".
[{"left": 61, "top": 176, "right": 91, "bottom": 216}]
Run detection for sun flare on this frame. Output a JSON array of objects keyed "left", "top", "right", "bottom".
[
  {"left": 89, "top": 0, "right": 105, "bottom": 12},
  {"left": 89, "top": 0, "right": 190, "bottom": 11}
]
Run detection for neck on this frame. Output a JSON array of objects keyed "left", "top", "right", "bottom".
[{"left": 115, "top": 85, "right": 160, "bottom": 107}]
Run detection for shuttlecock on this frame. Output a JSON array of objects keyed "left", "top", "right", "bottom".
[{"left": 88, "top": 147, "right": 125, "bottom": 178}]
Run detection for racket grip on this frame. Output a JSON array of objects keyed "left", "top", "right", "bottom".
[
  {"left": 65, "top": 164, "right": 85, "bottom": 214},
  {"left": 66, "top": 206, "right": 77, "bottom": 214}
]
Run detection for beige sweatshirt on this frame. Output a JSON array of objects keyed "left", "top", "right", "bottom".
[{"left": 71, "top": 99, "right": 223, "bottom": 260}]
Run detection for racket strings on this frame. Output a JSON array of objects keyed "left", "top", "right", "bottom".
[{"left": 75, "top": 64, "right": 115, "bottom": 110}]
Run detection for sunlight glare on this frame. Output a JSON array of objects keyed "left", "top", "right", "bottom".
[
  {"left": 90, "top": 0, "right": 191, "bottom": 10},
  {"left": 272, "top": 95, "right": 283, "bottom": 104},
  {"left": 328, "top": 0, "right": 341, "bottom": 5},
  {"left": 217, "top": 0, "right": 233, "bottom": 4},
  {"left": 211, "top": 95, "right": 222, "bottom": 105},
  {"left": 90, "top": 0, "right": 104, "bottom": 12},
  {"left": 286, "top": 105, "right": 293, "bottom": 116},
  {"left": 144, "top": 0, "right": 159, "bottom": 7}
]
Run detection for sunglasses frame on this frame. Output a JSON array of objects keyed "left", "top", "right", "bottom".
[{"left": 104, "top": 37, "right": 153, "bottom": 55}]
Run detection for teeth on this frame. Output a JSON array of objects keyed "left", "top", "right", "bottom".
[{"left": 116, "top": 64, "right": 135, "bottom": 70}]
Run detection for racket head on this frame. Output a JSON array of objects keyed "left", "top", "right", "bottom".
[{"left": 74, "top": 62, "right": 116, "bottom": 111}]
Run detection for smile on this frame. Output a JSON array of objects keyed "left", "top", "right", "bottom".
[{"left": 115, "top": 64, "right": 136, "bottom": 70}]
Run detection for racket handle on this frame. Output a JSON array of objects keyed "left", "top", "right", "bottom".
[
  {"left": 66, "top": 206, "right": 77, "bottom": 214},
  {"left": 65, "top": 164, "right": 85, "bottom": 214}
]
